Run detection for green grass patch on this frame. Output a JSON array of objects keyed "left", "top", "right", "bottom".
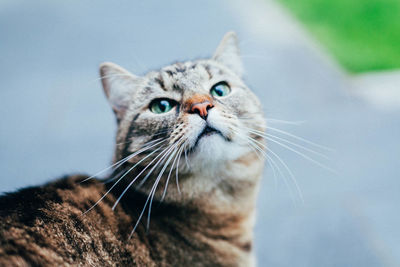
[{"left": 278, "top": 0, "right": 400, "bottom": 73}]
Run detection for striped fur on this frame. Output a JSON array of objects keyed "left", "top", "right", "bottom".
[{"left": 0, "top": 32, "right": 266, "bottom": 266}]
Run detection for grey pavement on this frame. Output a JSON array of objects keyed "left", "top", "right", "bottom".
[{"left": 1, "top": 0, "right": 399, "bottom": 266}]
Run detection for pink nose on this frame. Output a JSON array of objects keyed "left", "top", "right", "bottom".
[{"left": 190, "top": 101, "right": 214, "bottom": 120}]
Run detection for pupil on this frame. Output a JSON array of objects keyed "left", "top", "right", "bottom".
[
  {"left": 160, "top": 100, "right": 168, "bottom": 111},
  {"left": 216, "top": 87, "right": 223, "bottom": 96}
]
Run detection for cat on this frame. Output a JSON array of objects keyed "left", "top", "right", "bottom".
[{"left": 0, "top": 32, "right": 266, "bottom": 266}]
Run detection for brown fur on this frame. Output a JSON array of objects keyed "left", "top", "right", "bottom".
[{"left": 0, "top": 172, "right": 257, "bottom": 266}]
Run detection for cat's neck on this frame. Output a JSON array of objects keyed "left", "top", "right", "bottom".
[
  {"left": 111, "top": 188, "right": 256, "bottom": 266},
  {"left": 174, "top": 150, "right": 263, "bottom": 211},
  {"left": 113, "top": 150, "right": 263, "bottom": 234},
  {"left": 110, "top": 151, "right": 262, "bottom": 265}
]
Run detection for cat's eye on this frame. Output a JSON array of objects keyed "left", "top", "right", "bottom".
[
  {"left": 149, "top": 98, "right": 177, "bottom": 114},
  {"left": 210, "top": 82, "right": 231, "bottom": 97}
]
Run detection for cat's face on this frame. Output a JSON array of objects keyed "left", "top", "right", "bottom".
[{"left": 100, "top": 32, "right": 265, "bottom": 202}]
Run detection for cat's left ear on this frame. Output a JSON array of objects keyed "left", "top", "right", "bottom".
[
  {"left": 100, "top": 62, "right": 139, "bottom": 119},
  {"left": 212, "top": 31, "right": 243, "bottom": 77}
]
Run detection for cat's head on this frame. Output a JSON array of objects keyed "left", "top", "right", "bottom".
[{"left": 100, "top": 32, "right": 265, "bottom": 203}]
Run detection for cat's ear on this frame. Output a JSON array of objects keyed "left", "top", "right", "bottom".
[
  {"left": 100, "top": 62, "right": 139, "bottom": 118},
  {"left": 212, "top": 31, "right": 243, "bottom": 76}
]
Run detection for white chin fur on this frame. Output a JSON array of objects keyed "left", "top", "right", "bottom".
[
  {"left": 185, "top": 110, "right": 249, "bottom": 174},
  {"left": 189, "top": 133, "right": 245, "bottom": 168}
]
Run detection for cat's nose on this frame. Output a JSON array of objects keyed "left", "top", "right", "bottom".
[{"left": 190, "top": 101, "right": 214, "bottom": 120}]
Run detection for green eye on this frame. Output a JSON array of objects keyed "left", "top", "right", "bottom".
[
  {"left": 210, "top": 82, "right": 231, "bottom": 97},
  {"left": 150, "top": 99, "right": 176, "bottom": 114}
]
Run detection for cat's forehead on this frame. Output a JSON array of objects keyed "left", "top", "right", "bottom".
[{"left": 143, "top": 60, "right": 228, "bottom": 93}]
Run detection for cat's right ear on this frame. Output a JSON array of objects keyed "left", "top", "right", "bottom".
[
  {"left": 213, "top": 32, "right": 243, "bottom": 77},
  {"left": 99, "top": 62, "right": 138, "bottom": 119}
]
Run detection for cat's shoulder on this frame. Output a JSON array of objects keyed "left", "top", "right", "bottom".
[
  {"left": 0, "top": 175, "right": 101, "bottom": 219},
  {"left": 0, "top": 175, "right": 146, "bottom": 266}
]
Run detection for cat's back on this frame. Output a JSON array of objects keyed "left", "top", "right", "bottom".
[
  {"left": 0, "top": 176, "right": 249, "bottom": 267},
  {"left": 0, "top": 175, "right": 153, "bottom": 266}
]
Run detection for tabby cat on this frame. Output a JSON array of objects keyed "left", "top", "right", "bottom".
[{"left": 0, "top": 32, "right": 266, "bottom": 266}]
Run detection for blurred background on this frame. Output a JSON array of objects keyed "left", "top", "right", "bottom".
[{"left": 0, "top": 0, "right": 399, "bottom": 266}]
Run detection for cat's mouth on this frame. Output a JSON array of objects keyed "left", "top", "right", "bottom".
[
  {"left": 192, "top": 126, "right": 227, "bottom": 149},
  {"left": 199, "top": 126, "right": 221, "bottom": 138}
]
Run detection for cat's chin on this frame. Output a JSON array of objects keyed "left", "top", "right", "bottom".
[{"left": 187, "top": 133, "right": 248, "bottom": 173}]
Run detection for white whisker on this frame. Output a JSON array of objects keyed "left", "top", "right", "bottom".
[
  {"left": 147, "top": 139, "right": 184, "bottom": 229},
  {"left": 247, "top": 129, "right": 330, "bottom": 160},
  {"left": 83, "top": 143, "right": 165, "bottom": 215},
  {"left": 266, "top": 126, "right": 334, "bottom": 152},
  {"left": 111, "top": 142, "right": 177, "bottom": 211},
  {"left": 246, "top": 135, "right": 304, "bottom": 201},
  {"left": 175, "top": 143, "right": 185, "bottom": 195},
  {"left": 80, "top": 138, "right": 165, "bottom": 183},
  {"left": 128, "top": 138, "right": 185, "bottom": 237},
  {"left": 245, "top": 135, "right": 301, "bottom": 204},
  {"left": 184, "top": 147, "right": 190, "bottom": 169},
  {"left": 223, "top": 122, "right": 303, "bottom": 203},
  {"left": 266, "top": 118, "right": 306, "bottom": 125},
  {"left": 264, "top": 135, "right": 334, "bottom": 173},
  {"left": 161, "top": 142, "right": 185, "bottom": 202}
]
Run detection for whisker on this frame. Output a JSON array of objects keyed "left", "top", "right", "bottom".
[
  {"left": 135, "top": 139, "right": 183, "bottom": 189},
  {"left": 147, "top": 139, "right": 184, "bottom": 229},
  {"left": 263, "top": 135, "right": 334, "bottom": 173},
  {"left": 80, "top": 155, "right": 134, "bottom": 184},
  {"left": 115, "top": 133, "right": 169, "bottom": 147},
  {"left": 258, "top": 147, "right": 279, "bottom": 189},
  {"left": 127, "top": 138, "right": 185, "bottom": 237},
  {"left": 266, "top": 126, "right": 334, "bottom": 152},
  {"left": 80, "top": 138, "right": 165, "bottom": 183},
  {"left": 246, "top": 134, "right": 305, "bottom": 201},
  {"left": 238, "top": 115, "right": 305, "bottom": 126},
  {"left": 184, "top": 147, "right": 190, "bottom": 169},
  {"left": 266, "top": 118, "right": 306, "bottom": 125},
  {"left": 264, "top": 146, "right": 304, "bottom": 203},
  {"left": 103, "top": 168, "right": 127, "bottom": 184},
  {"left": 83, "top": 143, "right": 165, "bottom": 215},
  {"left": 224, "top": 123, "right": 303, "bottom": 203},
  {"left": 175, "top": 142, "right": 186, "bottom": 195},
  {"left": 227, "top": 119, "right": 332, "bottom": 152},
  {"left": 161, "top": 142, "right": 185, "bottom": 202},
  {"left": 237, "top": 124, "right": 334, "bottom": 172},
  {"left": 246, "top": 129, "right": 330, "bottom": 160},
  {"left": 244, "top": 134, "right": 301, "bottom": 203},
  {"left": 111, "top": 142, "right": 177, "bottom": 211}
]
